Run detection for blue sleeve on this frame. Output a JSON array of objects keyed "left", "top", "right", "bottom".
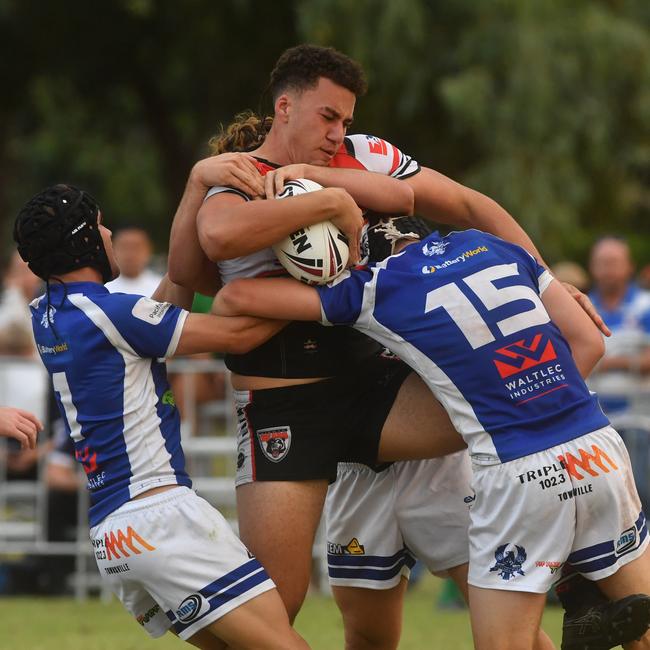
[
  {"left": 315, "top": 268, "right": 373, "bottom": 326},
  {"left": 639, "top": 308, "right": 650, "bottom": 334},
  {"left": 101, "top": 294, "right": 188, "bottom": 358}
]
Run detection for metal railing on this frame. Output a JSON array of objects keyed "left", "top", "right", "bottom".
[{"left": 0, "top": 356, "right": 329, "bottom": 598}]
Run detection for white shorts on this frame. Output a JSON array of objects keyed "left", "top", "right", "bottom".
[
  {"left": 469, "top": 426, "right": 648, "bottom": 593},
  {"left": 89, "top": 487, "right": 275, "bottom": 640},
  {"left": 326, "top": 452, "right": 473, "bottom": 590}
]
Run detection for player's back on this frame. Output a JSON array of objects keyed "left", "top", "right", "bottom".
[
  {"left": 30, "top": 281, "right": 191, "bottom": 526},
  {"left": 320, "top": 230, "right": 609, "bottom": 463}
]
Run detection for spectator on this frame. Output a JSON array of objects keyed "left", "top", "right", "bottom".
[
  {"left": 551, "top": 260, "right": 590, "bottom": 293},
  {"left": 105, "top": 226, "right": 162, "bottom": 296},
  {"left": 0, "top": 251, "right": 41, "bottom": 356},
  {"left": 587, "top": 236, "right": 650, "bottom": 415},
  {"left": 0, "top": 406, "right": 41, "bottom": 449}
]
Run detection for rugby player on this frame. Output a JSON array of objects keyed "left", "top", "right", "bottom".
[
  {"left": 167, "top": 44, "right": 562, "bottom": 627},
  {"left": 13, "top": 182, "right": 309, "bottom": 650},
  {"left": 215, "top": 229, "right": 650, "bottom": 650}
]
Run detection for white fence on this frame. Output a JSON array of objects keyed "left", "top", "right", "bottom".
[{"left": 0, "top": 356, "right": 328, "bottom": 598}]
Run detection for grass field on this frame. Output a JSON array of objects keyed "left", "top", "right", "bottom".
[{"left": 0, "top": 576, "right": 564, "bottom": 649}]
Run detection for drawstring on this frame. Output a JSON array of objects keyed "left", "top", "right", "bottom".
[
  {"left": 368, "top": 217, "right": 421, "bottom": 256},
  {"left": 44, "top": 276, "right": 68, "bottom": 341}
]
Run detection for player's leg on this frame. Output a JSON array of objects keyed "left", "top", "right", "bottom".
[
  {"left": 232, "top": 380, "right": 349, "bottom": 623},
  {"left": 377, "top": 372, "right": 465, "bottom": 462},
  {"left": 236, "top": 479, "right": 327, "bottom": 622},
  {"left": 594, "top": 550, "right": 650, "bottom": 649},
  {"left": 469, "top": 586, "right": 547, "bottom": 650},
  {"left": 560, "top": 425, "right": 650, "bottom": 650},
  {"left": 332, "top": 580, "right": 407, "bottom": 650},
  {"left": 325, "top": 462, "right": 411, "bottom": 650},
  {"left": 196, "top": 588, "right": 310, "bottom": 649}
]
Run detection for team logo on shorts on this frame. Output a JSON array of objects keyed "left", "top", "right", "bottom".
[
  {"left": 616, "top": 527, "right": 637, "bottom": 556},
  {"left": 489, "top": 543, "right": 527, "bottom": 581},
  {"left": 176, "top": 593, "right": 209, "bottom": 623},
  {"left": 256, "top": 426, "right": 291, "bottom": 463},
  {"left": 327, "top": 538, "right": 366, "bottom": 556}
]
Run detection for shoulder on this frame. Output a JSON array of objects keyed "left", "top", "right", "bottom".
[{"left": 334, "top": 134, "right": 420, "bottom": 179}]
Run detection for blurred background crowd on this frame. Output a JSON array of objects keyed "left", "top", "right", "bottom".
[{"left": 0, "top": 0, "right": 649, "bottom": 597}]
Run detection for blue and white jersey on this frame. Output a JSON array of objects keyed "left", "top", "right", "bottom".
[
  {"left": 30, "top": 282, "right": 191, "bottom": 526},
  {"left": 317, "top": 230, "right": 609, "bottom": 464}
]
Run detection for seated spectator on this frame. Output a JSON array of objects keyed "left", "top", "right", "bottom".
[
  {"left": 587, "top": 236, "right": 650, "bottom": 415},
  {"left": 105, "top": 226, "right": 162, "bottom": 296}
]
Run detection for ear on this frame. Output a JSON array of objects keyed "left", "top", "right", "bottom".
[{"left": 275, "top": 94, "right": 291, "bottom": 123}]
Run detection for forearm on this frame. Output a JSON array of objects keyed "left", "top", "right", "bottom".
[
  {"left": 407, "top": 168, "right": 547, "bottom": 266},
  {"left": 214, "top": 278, "right": 321, "bottom": 321},
  {"left": 598, "top": 349, "right": 650, "bottom": 374},
  {"left": 168, "top": 168, "right": 222, "bottom": 294},
  {"left": 151, "top": 275, "right": 196, "bottom": 310},
  {"left": 199, "top": 189, "right": 347, "bottom": 261},
  {"left": 305, "top": 167, "right": 414, "bottom": 215}
]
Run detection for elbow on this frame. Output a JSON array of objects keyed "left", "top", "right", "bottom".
[
  {"left": 592, "top": 334, "right": 606, "bottom": 365},
  {"left": 200, "top": 226, "right": 231, "bottom": 262},
  {"left": 216, "top": 280, "right": 249, "bottom": 316}
]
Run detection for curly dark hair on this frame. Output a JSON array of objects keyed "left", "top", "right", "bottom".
[
  {"left": 269, "top": 44, "right": 367, "bottom": 100},
  {"left": 208, "top": 111, "right": 274, "bottom": 155}
]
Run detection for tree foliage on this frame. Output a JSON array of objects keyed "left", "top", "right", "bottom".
[{"left": 1, "top": 0, "right": 648, "bottom": 266}]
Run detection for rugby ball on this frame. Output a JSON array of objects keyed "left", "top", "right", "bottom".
[{"left": 272, "top": 179, "right": 349, "bottom": 285}]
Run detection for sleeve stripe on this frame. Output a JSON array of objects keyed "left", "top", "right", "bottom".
[
  {"left": 389, "top": 144, "right": 401, "bottom": 175},
  {"left": 205, "top": 186, "right": 250, "bottom": 202},
  {"left": 538, "top": 270, "right": 554, "bottom": 295},
  {"left": 165, "top": 309, "right": 189, "bottom": 358}
]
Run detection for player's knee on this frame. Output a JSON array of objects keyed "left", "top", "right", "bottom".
[{"left": 344, "top": 620, "right": 400, "bottom": 650}]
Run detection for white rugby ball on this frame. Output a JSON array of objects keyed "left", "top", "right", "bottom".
[{"left": 272, "top": 178, "right": 349, "bottom": 285}]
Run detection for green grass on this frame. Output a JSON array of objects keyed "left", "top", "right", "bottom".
[{"left": 0, "top": 576, "right": 564, "bottom": 649}]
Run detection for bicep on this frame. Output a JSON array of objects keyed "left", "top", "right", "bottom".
[
  {"left": 406, "top": 167, "right": 470, "bottom": 225},
  {"left": 541, "top": 279, "right": 605, "bottom": 376}
]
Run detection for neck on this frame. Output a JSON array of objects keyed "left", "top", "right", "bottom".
[
  {"left": 251, "top": 126, "right": 293, "bottom": 166},
  {"left": 55, "top": 267, "right": 104, "bottom": 284},
  {"left": 597, "top": 284, "right": 629, "bottom": 309}
]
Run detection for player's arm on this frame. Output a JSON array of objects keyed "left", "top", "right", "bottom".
[
  {"left": 197, "top": 189, "right": 364, "bottom": 264},
  {"left": 150, "top": 274, "right": 198, "bottom": 310},
  {"left": 540, "top": 279, "right": 605, "bottom": 378},
  {"left": 214, "top": 278, "right": 322, "bottom": 322},
  {"left": 263, "top": 165, "right": 415, "bottom": 216},
  {"left": 406, "top": 167, "right": 610, "bottom": 336},
  {"left": 406, "top": 167, "right": 547, "bottom": 263},
  {"left": 168, "top": 154, "right": 265, "bottom": 294},
  {"left": 0, "top": 407, "right": 42, "bottom": 450},
  {"left": 173, "top": 312, "right": 289, "bottom": 356}
]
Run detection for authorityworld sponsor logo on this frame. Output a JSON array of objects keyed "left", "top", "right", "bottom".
[
  {"left": 492, "top": 333, "right": 569, "bottom": 404},
  {"left": 421, "top": 245, "right": 488, "bottom": 273}
]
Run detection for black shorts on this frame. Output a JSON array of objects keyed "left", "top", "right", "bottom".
[{"left": 233, "top": 354, "right": 411, "bottom": 484}]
